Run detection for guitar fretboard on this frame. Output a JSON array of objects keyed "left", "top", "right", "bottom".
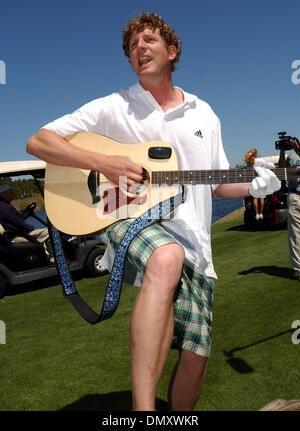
[{"left": 151, "top": 167, "right": 295, "bottom": 186}]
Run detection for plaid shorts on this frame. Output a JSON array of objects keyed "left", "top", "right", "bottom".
[{"left": 107, "top": 219, "right": 214, "bottom": 357}]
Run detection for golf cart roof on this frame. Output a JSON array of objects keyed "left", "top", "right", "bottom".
[{"left": 0, "top": 160, "right": 46, "bottom": 177}]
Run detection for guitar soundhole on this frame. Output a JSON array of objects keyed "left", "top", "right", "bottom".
[
  {"left": 87, "top": 168, "right": 149, "bottom": 206},
  {"left": 87, "top": 170, "right": 100, "bottom": 204},
  {"left": 142, "top": 167, "right": 149, "bottom": 181},
  {"left": 127, "top": 168, "right": 149, "bottom": 197}
]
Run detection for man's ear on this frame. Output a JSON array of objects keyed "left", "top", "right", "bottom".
[{"left": 168, "top": 45, "right": 177, "bottom": 61}]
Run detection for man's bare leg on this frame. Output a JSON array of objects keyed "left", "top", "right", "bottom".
[
  {"left": 130, "top": 244, "right": 185, "bottom": 411},
  {"left": 168, "top": 349, "right": 207, "bottom": 411}
]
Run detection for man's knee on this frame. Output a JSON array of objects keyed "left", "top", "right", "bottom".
[
  {"left": 144, "top": 244, "right": 185, "bottom": 290},
  {"left": 148, "top": 244, "right": 184, "bottom": 274}
]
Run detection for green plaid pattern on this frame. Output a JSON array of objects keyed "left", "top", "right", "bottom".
[{"left": 107, "top": 219, "right": 214, "bottom": 357}]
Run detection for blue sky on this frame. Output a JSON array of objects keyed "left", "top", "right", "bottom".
[{"left": 0, "top": 0, "right": 299, "bottom": 167}]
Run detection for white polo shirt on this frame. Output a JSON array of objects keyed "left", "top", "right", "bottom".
[{"left": 42, "top": 82, "right": 229, "bottom": 279}]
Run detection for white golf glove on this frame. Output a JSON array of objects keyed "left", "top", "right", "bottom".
[
  {"left": 249, "top": 166, "right": 281, "bottom": 198},
  {"left": 254, "top": 159, "right": 275, "bottom": 169}
]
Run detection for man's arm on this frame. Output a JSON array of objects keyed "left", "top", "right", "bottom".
[
  {"left": 1, "top": 203, "right": 34, "bottom": 232},
  {"left": 278, "top": 149, "right": 286, "bottom": 168},
  {"left": 27, "top": 129, "right": 143, "bottom": 186},
  {"left": 27, "top": 129, "right": 103, "bottom": 170},
  {"left": 278, "top": 138, "right": 300, "bottom": 168},
  {"left": 214, "top": 183, "right": 251, "bottom": 198},
  {"left": 215, "top": 166, "right": 281, "bottom": 199}
]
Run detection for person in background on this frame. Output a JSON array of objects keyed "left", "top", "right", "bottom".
[
  {"left": 278, "top": 138, "right": 300, "bottom": 282},
  {"left": 244, "top": 149, "right": 265, "bottom": 220},
  {"left": 0, "top": 183, "right": 53, "bottom": 260}
]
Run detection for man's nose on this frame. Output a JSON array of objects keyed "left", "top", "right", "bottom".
[{"left": 137, "top": 38, "right": 147, "bottom": 50}]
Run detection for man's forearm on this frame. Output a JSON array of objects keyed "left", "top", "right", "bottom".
[
  {"left": 278, "top": 149, "right": 286, "bottom": 168},
  {"left": 9, "top": 206, "right": 34, "bottom": 232},
  {"left": 26, "top": 129, "right": 105, "bottom": 171},
  {"left": 214, "top": 183, "right": 251, "bottom": 198},
  {"left": 27, "top": 129, "right": 143, "bottom": 187}
]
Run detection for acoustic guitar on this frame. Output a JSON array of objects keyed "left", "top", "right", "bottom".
[{"left": 44, "top": 132, "right": 299, "bottom": 236}]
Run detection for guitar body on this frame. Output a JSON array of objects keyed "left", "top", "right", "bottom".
[{"left": 45, "top": 132, "right": 180, "bottom": 235}]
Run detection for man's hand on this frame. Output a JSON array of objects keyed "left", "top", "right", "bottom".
[
  {"left": 291, "top": 137, "right": 300, "bottom": 154},
  {"left": 101, "top": 155, "right": 143, "bottom": 188},
  {"left": 249, "top": 167, "right": 281, "bottom": 198},
  {"left": 278, "top": 137, "right": 300, "bottom": 168}
]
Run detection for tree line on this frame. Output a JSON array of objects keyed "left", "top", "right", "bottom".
[{"left": 0, "top": 177, "right": 42, "bottom": 199}]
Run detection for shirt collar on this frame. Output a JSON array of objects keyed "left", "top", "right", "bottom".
[{"left": 128, "top": 82, "right": 197, "bottom": 111}]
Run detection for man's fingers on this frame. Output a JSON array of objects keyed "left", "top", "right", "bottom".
[
  {"left": 124, "top": 161, "right": 143, "bottom": 182},
  {"left": 249, "top": 176, "right": 266, "bottom": 198},
  {"left": 249, "top": 167, "right": 281, "bottom": 198},
  {"left": 104, "top": 156, "right": 143, "bottom": 186},
  {"left": 255, "top": 167, "right": 281, "bottom": 192},
  {"left": 255, "top": 176, "right": 267, "bottom": 192},
  {"left": 291, "top": 138, "right": 300, "bottom": 152}
]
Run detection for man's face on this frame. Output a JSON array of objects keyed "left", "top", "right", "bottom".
[{"left": 129, "top": 27, "right": 176, "bottom": 82}]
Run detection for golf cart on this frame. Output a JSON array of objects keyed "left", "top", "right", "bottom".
[{"left": 0, "top": 160, "right": 107, "bottom": 298}]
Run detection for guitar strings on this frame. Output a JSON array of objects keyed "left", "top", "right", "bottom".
[
  {"left": 95, "top": 167, "right": 298, "bottom": 185},
  {"left": 151, "top": 168, "right": 298, "bottom": 184}
]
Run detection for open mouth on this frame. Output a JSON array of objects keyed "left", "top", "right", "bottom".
[{"left": 139, "top": 57, "right": 152, "bottom": 66}]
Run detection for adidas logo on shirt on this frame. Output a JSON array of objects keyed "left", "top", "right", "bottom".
[{"left": 194, "top": 130, "right": 203, "bottom": 138}]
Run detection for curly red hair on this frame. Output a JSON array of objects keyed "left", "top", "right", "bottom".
[{"left": 122, "top": 12, "right": 182, "bottom": 72}]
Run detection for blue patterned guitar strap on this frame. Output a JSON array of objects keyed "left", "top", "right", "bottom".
[{"left": 48, "top": 187, "right": 186, "bottom": 324}]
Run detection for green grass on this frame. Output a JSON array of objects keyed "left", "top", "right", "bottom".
[{"left": 0, "top": 219, "right": 299, "bottom": 411}]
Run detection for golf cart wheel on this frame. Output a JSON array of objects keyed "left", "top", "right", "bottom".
[
  {"left": 0, "top": 273, "right": 7, "bottom": 299},
  {"left": 85, "top": 248, "right": 108, "bottom": 277}
]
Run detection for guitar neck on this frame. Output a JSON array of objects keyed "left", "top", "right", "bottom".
[{"left": 151, "top": 167, "right": 293, "bottom": 186}]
